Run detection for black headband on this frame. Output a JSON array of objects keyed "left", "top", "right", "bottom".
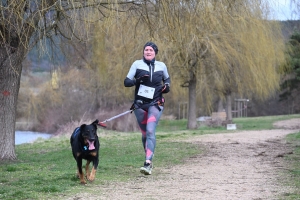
[{"left": 143, "top": 42, "right": 158, "bottom": 55}]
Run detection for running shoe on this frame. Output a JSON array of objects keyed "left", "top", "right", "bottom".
[{"left": 140, "top": 162, "right": 152, "bottom": 175}]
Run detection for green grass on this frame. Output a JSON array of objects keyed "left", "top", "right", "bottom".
[
  {"left": 1, "top": 114, "right": 300, "bottom": 199},
  {"left": 157, "top": 119, "right": 189, "bottom": 132},
  {"left": 283, "top": 132, "right": 300, "bottom": 199},
  {"left": 233, "top": 114, "right": 300, "bottom": 130},
  {"left": 0, "top": 132, "right": 201, "bottom": 200}
]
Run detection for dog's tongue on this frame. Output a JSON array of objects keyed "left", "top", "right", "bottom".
[{"left": 87, "top": 140, "right": 95, "bottom": 150}]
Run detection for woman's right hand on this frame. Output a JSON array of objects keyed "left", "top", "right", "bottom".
[{"left": 136, "top": 75, "right": 149, "bottom": 84}]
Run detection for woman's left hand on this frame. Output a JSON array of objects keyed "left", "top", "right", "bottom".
[{"left": 162, "top": 83, "right": 170, "bottom": 93}]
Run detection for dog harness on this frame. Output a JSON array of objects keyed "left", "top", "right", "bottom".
[
  {"left": 72, "top": 127, "right": 80, "bottom": 138},
  {"left": 72, "top": 127, "right": 90, "bottom": 151}
]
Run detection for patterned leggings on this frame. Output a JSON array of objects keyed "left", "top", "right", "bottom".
[{"left": 134, "top": 105, "right": 163, "bottom": 161}]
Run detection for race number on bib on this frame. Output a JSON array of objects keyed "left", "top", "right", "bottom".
[{"left": 138, "top": 84, "right": 155, "bottom": 99}]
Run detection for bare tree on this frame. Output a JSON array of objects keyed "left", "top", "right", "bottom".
[
  {"left": 291, "top": 0, "right": 300, "bottom": 17},
  {"left": 0, "top": 0, "right": 141, "bottom": 160}
]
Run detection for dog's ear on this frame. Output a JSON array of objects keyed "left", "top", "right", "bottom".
[
  {"left": 80, "top": 124, "right": 86, "bottom": 130},
  {"left": 92, "top": 119, "right": 99, "bottom": 125},
  {"left": 93, "top": 119, "right": 107, "bottom": 128},
  {"left": 91, "top": 120, "right": 99, "bottom": 130}
]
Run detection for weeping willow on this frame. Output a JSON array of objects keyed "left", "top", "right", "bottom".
[{"left": 153, "top": 0, "right": 286, "bottom": 124}]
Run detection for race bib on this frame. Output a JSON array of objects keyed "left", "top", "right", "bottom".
[{"left": 138, "top": 84, "right": 155, "bottom": 99}]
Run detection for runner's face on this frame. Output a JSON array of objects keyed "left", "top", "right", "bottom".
[{"left": 144, "top": 46, "right": 155, "bottom": 61}]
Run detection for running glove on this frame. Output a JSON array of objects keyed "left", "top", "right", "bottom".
[{"left": 162, "top": 83, "right": 170, "bottom": 93}]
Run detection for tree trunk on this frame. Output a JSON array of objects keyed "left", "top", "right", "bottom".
[
  {"left": 217, "top": 98, "right": 224, "bottom": 112},
  {"left": 187, "top": 73, "right": 197, "bottom": 129},
  {"left": 0, "top": 48, "right": 25, "bottom": 160},
  {"left": 225, "top": 93, "right": 233, "bottom": 122}
]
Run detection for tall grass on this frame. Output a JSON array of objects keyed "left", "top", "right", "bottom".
[{"left": 1, "top": 114, "right": 300, "bottom": 199}]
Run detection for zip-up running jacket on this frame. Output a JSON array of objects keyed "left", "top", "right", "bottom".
[{"left": 124, "top": 59, "right": 170, "bottom": 103}]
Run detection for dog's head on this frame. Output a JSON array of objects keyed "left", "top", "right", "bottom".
[{"left": 80, "top": 120, "right": 98, "bottom": 150}]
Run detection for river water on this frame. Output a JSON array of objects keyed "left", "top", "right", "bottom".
[{"left": 15, "top": 131, "right": 52, "bottom": 145}]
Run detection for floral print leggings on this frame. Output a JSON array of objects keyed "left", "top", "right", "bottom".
[{"left": 134, "top": 105, "right": 164, "bottom": 161}]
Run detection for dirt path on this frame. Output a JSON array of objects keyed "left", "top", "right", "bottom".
[{"left": 70, "top": 119, "right": 300, "bottom": 200}]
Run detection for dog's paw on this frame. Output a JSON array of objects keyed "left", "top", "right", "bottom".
[
  {"left": 79, "top": 173, "right": 87, "bottom": 184},
  {"left": 87, "top": 174, "right": 96, "bottom": 182},
  {"left": 80, "top": 180, "right": 87, "bottom": 185},
  {"left": 87, "top": 168, "right": 96, "bottom": 182}
]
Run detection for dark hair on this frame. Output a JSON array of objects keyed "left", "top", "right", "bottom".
[{"left": 143, "top": 42, "right": 158, "bottom": 55}]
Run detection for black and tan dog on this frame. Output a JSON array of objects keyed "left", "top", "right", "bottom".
[{"left": 70, "top": 120, "right": 100, "bottom": 184}]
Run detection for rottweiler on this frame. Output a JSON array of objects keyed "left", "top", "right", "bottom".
[{"left": 70, "top": 120, "right": 100, "bottom": 184}]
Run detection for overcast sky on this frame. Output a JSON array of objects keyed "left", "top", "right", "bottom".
[{"left": 269, "top": 0, "right": 297, "bottom": 20}]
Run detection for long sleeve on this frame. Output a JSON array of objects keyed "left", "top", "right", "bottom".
[
  {"left": 124, "top": 61, "right": 138, "bottom": 87},
  {"left": 164, "top": 77, "right": 170, "bottom": 85},
  {"left": 124, "top": 77, "right": 136, "bottom": 87}
]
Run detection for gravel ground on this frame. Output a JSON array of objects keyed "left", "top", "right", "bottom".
[{"left": 68, "top": 118, "right": 300, "bottom": 200}]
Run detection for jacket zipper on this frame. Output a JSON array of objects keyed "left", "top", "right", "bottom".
[{"left": 150, "top": 63, "right": 154, "bottom": 82}]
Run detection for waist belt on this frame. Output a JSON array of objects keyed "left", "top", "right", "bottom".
[{"left": 134, "top": 97, "right": 165, "bottom": 111}]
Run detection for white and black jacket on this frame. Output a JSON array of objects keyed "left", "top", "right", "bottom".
[{"left": 124, "top": 59, "right": 170, "bottom": 103}]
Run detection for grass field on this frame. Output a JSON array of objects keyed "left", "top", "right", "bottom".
[{"left": 0, "top": 114, "right": 300, "bottom": 199}]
